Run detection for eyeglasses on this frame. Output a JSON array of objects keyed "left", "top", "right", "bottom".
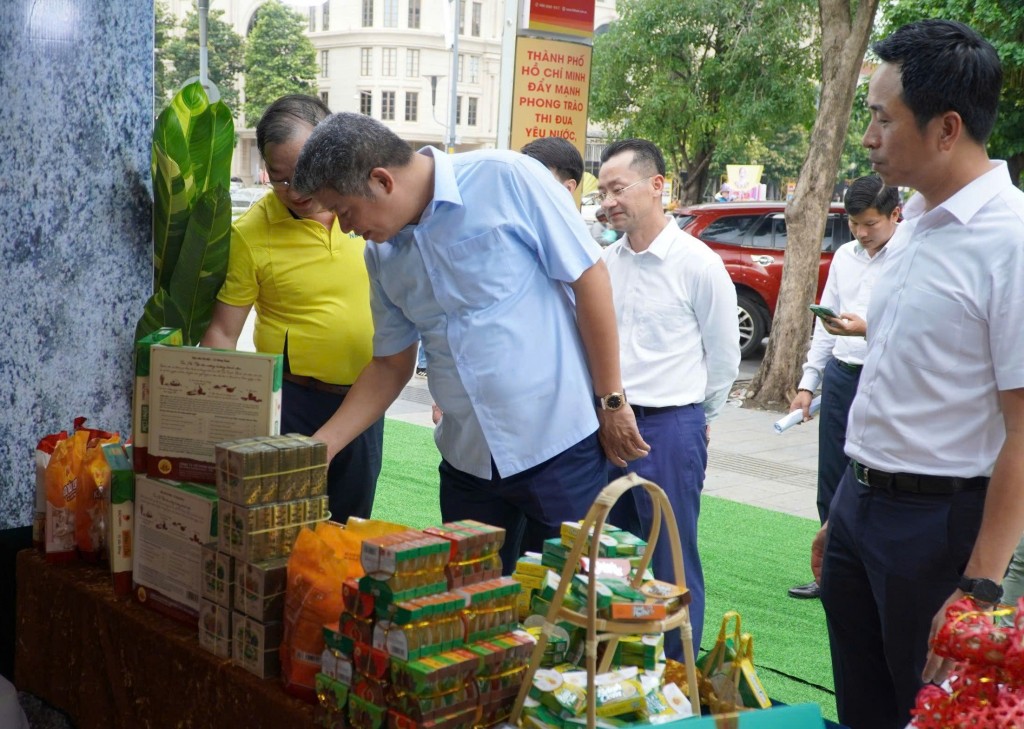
[
  {"left": 596, "top": 176, "right": 652, "bottom": 204},
  {"left": 268, "top": 178, "right": 291, "bottom": 191}
]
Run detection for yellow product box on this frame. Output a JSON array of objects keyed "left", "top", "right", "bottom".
[
  {"left": 131, "top": 328, "right": 183, "bottom": 473},
  {"left": 514, "top": 552, "right": 551, "bottom": 580},
  {"left": 146, "top": 345, "right": 282, "bottom": 484},
  {"left": 285, "top": 433, "right": 329, "bottom": 496},
  {"left": 132, "top": 476, "right": 218, "bottom": 624}
]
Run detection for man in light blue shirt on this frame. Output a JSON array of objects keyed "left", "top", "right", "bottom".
[{"left": 292, "top": 113, "right": 649, "bottom": 568}]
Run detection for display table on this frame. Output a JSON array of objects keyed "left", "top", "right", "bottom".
[{"left": 14, "top": 549, "right": 315, "bottom": 729}]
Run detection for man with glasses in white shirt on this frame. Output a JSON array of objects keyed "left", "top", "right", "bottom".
[
  {"left": 598, "top": 138, "right": 740, "bottom": 658},
  {"left": 787, "top": 175, "right": 900, "bottom": 601}
]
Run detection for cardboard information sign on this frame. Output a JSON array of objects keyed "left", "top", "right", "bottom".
[{"left": 510, "top": 37, "right": 591, "bottom": 154}]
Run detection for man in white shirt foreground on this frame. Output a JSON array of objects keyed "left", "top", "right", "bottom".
[
  {"left": 810, "top": 19, "right": 1024, "bottom": 729},
  {"left": 787, "top": 175, "right": 900, "bottom": 600},
  {"left": 599, "top": 139, "right": 740, "bottom": 658}
]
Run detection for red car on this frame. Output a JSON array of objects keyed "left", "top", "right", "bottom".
[{"left": 673, "top": 201, "right": 853, "bottom": 358}]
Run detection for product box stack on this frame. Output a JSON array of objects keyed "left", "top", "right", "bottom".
[
  {"left": 195, "top": 434, "right": 329, "bottom": 679},
  {"left": 130, "top": 331, "right": 286, "bottom": 627},
  {"left": 510, "top": 522, "right": 696, "bottom": 727},
  {"left": 314, "top": 521, "right": 538, "bottom": 729}
]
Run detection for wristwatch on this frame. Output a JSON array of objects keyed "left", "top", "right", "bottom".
[
  {"left": 958, "top": 575, "right": 1003, "bottom": 604},
  {"left": 598, "top": 392, "right": 626, "bottom": 411}
]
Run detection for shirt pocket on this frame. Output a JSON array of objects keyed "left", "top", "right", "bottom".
[
  {"left": 444, "top": 229, "right": 528, "bottom": 309},
  {"left": 636, "top": 299, "right": 688, "bottom": 352},
  {"left": 891, "top": 287, "right": 975, "bottom": 374}
]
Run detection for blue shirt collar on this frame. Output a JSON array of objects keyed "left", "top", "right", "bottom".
[{"left": 418, "top": 146, "right": 464, "bottom": 220}]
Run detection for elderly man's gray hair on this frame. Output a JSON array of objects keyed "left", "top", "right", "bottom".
[{"left": 292, "top": 112, "right": 414, "bottom": 198}]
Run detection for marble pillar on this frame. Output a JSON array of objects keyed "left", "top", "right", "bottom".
[{"left": 0, "top": 0, "right": 153, "bottom": 529}]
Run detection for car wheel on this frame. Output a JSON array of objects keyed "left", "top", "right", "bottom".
[{"left": 736, "top": 293, "right": 767, "bottom": 359}]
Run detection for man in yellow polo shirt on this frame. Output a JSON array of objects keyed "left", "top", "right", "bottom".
[{"left": 202, "top": 95, "right": 382, "bottom": 522}]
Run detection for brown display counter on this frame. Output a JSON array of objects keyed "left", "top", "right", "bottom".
[{"left": 14, "top": 549, "right": 315, "bottom": 729}]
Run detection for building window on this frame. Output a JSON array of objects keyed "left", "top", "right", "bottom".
[
  {"left": 467, "top": 97, "right": 478, "bottom": 126},
  {"left": 360, "top": 90, "right": 372, "bottom": 115},
  {"left": 308, "top": 7, "right": 316, "bottom": 31},
  {"left": 383, "top": 0, "right": 397, "bottom": 27},
  {"left": 319, "top": 91, "right": 329, "bottom": 107},
  {"left": 382, "top": 48, "right": 397, "bottom": 76},
  {"left": 381, "top": 91, "right": 396, "bottom": 121},
  {"left": 406, "top": 48, "right": 420, "bottom": 77},
  {"left": 469, "top": 55, "right": 479, "bottom": 83},
  {"left": 456, "top": 95, "right": 462, "bottom": 125},
  {"left": 362, "top": 0, "right": 373, "bottom": 27},
  {"left": 471, "top": 2, "right": 481, "bottom": 36},
  {"left": 458, "top": 54, "right": 465, "bottom": 83},
  {"left": 408, "top": 0, "right": 420, "bottom": 28},
  {"left": 458, "top": 4, "right": 464, "bottom": 34},
  {"left": 322, "top": 0, "right": 330, "bottom": 30},
  {"left": 320, "top": 50, "right": 329, "bottom": 77},
  {"left": 360, "top": 48, "right": 372, "bottom": 76},
  {"left": 405, "top": 92, "right": 418, "bottom": 122}
]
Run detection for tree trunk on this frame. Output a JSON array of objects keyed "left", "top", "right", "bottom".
[
  {"left": 745, "top": 0, "right": 880, "bottom": 409},
  {"left": 680, "top": 147, "right": 713, "bottom": 205}
]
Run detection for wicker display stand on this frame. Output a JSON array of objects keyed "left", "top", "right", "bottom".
[{"left": 510, "top": 473, "right": 701, "bottom": 726}]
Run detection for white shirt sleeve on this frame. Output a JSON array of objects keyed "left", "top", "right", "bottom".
[
  {"left": 797, "top": 253, "right": 841, "bottom": 393},
  {"left": 695, "top": 260, "right": 741, "bottom": 421}
]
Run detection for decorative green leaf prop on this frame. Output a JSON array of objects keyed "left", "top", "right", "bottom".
[{"left": 137, "top": 81, "right": 234, "bottom": 345}]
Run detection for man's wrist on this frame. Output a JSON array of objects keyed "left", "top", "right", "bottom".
[{"left": 596, "top": 391, "right": 627, "bottom": 411}]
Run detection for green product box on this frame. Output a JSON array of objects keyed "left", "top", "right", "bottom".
[
  {"left": 103, "top": 443, "right": 135, "bottom": 596},
  {"left": 131, "top": 328, "right": 183, "bottom": 473}
]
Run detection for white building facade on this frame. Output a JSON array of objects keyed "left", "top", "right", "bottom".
[{"left": 168, "top": 0, "right": 617, "bottom": 183}]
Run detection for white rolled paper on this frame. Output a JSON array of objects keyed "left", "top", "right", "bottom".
[{"left": 773, "top": 395, "right": 822, "bottom": 434}]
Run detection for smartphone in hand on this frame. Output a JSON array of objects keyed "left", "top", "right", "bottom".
[{"left": 809, "top": 304, "right": 838, "bottom": 321}]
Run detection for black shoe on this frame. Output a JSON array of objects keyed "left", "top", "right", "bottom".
[
  {"left": 788, "top": 580, "right": 820, "bottom": 599},
  {"left": 415, "top": 368, "right": 427, "bottom": 378}
]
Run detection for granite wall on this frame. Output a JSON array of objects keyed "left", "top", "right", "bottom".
[{"left": 0, "top": 0, "right": 153, "bottom": 529}]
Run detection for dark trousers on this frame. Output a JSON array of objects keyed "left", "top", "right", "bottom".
[
  {"left": 608, "top": 403, "right": 707, "bottom": 659},
  {"left": 817, "top": 357, "right": 861, "bottom": 524},
  {"left": 281, "top": 380, "right": 384, "bottom": 523},
  {"left": 438, "top": 432, "right": 606, "bottom": 575},
  {"left": 820, "top": 466, "right": 986, "bottom": 729}
]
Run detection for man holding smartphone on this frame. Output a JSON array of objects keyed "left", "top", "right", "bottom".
[{"left": 786, "top": 175, "right": 900, "bottom": 600}]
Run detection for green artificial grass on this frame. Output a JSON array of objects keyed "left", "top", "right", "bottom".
[{"left": 372, "top": 418, "right": 837, "bottom": 721}]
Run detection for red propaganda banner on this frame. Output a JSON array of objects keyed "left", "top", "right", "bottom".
[{"left": 524, "top": 0, "right": 594, "bottom": 39}]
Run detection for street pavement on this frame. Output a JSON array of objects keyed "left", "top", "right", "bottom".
[{"left": 386, "top": 351, "right": 822, "bottom": 523}]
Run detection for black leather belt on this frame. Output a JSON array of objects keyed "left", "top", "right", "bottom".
[
  {"left": 282, "top": 372, "right": 351, "bottom": 396},
  {"left": 630, "top": 403, "right": 696, "bottom": 418},
  {"left": 834, "top": 358, "right": 862, "bottom": 373},
  {"left": 852, "top": 460, "right": 988, "bottom": 495}
]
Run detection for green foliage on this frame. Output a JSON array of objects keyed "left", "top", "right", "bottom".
[
  {"left": 590, "top": 0, "right": 819, "bottom": 202},
  {"left": 244, "top": 0, "right": 319, "bottom": 125},
  {"left": 165, "top": 9, "right": 247, "bottom": 116},
  {"left": 881, "top": 0, "right": 1024, "bottom": 181},
  {"left": 838, "top": 82, "right": 873, "bottom": 181},
  {"left": 138, "top": 82, "right": 234, "bottom": 346},
  {"left": 154, "top": 1, "right": 175, "bottom": 114}
]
